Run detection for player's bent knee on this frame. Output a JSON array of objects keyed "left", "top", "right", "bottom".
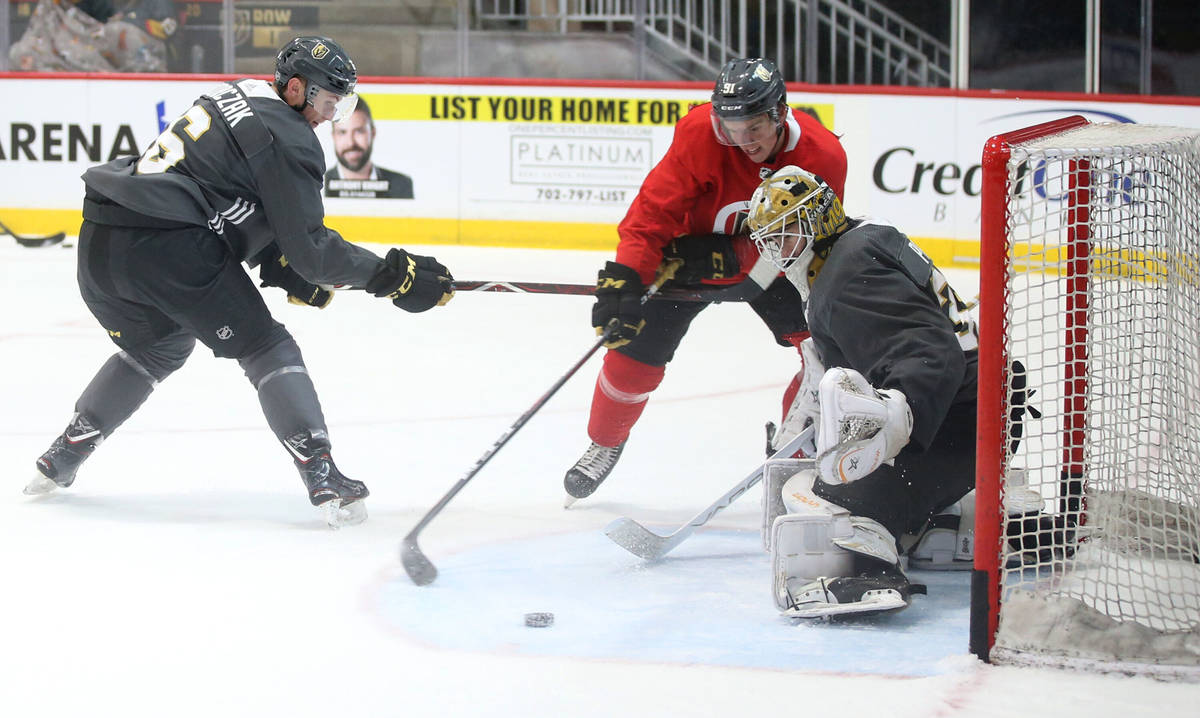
[
  {"left": 127, "top": 333, "right": 196, "bottom": 381},
  {"left": 238, "top": 328, "right": 304, "bottom": 388},
  {"left": 602, "top": 349, "right": 666, "bottom": 394}
]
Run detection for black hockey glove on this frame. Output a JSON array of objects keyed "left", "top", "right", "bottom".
[
  {"left": 592, "top": 261, "right": 645, "bottom": 348},
  {"left": 662, "top": 233, "right": 742, "bottom": 284},
  {"left": 258, "top": 253, "right": 334, "bottom": 309},
  {"left": 365, "top": 248, "right": 455, "bottom": 313}
]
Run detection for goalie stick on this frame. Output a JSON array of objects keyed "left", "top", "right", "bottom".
[
  {"left": 604, "top": 292, "right": 979, "bottom": 561},
  {"left": 0, "top": 219, "right": 66, "bottom": 248},
  {"left": 604, "top": 425, "right": 815, "bottom": 560},
  {"left": 400, "top": 258, "right": 684, "bottom": 586},
  {"left": 453, "top": 276, "right": 767, "bottom": 303}
]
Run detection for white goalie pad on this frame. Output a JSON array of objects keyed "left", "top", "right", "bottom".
[
  {"left": 908, "top": 492, "right": 975, "bottom": 570},
  {"left": 760, "top": 458, "right": 811, "bottom": 551},
  {"left": 770, "top": 337, "right": 824, "bottom": 457},
  {"left": 815, "top": 368, "right": 912, "bottom": 485},
  {"left": 770, "top": 469, "right": 855, "bottom": 611},
  {"left": 776, "top": 511, "right": 911, "bottom": 618},
  {"left": 906, "top": 472, "right": 1046, "bottom": 570}
]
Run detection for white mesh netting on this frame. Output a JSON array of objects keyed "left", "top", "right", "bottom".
[{"left": 992, "top": 123, "right": 1200, "bottom": 677}]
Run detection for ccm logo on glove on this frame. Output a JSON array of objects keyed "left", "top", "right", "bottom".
[{"left": 365, "top": 248, "right": 455, "bottom": 313}]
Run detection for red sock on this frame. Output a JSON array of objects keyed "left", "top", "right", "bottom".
[{"left": 586, "top": 351, "right": 666, "bottom": 447}]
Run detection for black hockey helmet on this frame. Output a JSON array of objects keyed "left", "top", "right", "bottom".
[
  {"left": 275, "top": 36, "right": 357, "bottom": 96},
  {"left": 711, "top": 58, "right": 786, "bottom": 121},
  {"left": 275, "top": 36, "right": 359, "bottom": 122}
]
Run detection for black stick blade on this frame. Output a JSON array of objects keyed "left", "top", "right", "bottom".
[
  {"left": 400, "top": 535, "right": 438, "bottom": 586},
  {"left": 14, "top": 232, "right": 66, "bottom": 248}
]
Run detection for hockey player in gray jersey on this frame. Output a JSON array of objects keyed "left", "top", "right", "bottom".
[
  {"left": 747, "top": 165, "right": 980, "bottom": 617},
  {"left": 749, "top": 166, "right": 1061, "bottom": 618},
  {"left": 25, "top": 36, "right": 454, "bottom": 528}
]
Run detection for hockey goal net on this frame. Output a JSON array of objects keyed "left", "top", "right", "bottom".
[{"left": 971, "top": 116, "right": 1200, "bottom": 679}]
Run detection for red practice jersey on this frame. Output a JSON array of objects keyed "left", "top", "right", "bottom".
[{"left": 615, "top": 103, "right": 847, "bottom": 284}]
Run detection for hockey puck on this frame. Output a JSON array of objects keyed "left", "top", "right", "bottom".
[{"left": 524, "top": 612, "right": 554, "bottom": 628}]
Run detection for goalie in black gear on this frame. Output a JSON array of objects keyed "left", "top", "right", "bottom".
[
  {"left": 746, "top": 166, "right": 1036, "bottom": 618},
  {"left": 24, "top": 36, "right": 454, "bottom": 528}
]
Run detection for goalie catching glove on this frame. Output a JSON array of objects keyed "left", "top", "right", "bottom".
[
  {"left": 365, "top": 248, "right": 455, "bottom": 313},
  {"left": 592, "top": 261, "right": 646, "bottom": 348},
  {"left": 258, "top": 251, "right": 334, "bottom": 309},
  {"left": 815, "top": 368, "right": 913, "bottom": 485}
]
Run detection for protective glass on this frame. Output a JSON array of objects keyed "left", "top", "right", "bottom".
[{"left": 710, "top": 110, "right": 780, "bottom": 147}]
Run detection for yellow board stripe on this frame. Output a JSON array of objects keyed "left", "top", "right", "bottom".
[
  {"left": 326, "top": 216, "right": 621, "bottom": 250},
  {"left": 362, "top": 93, "right": 836, "bottom": 129},
  {"left": 0, "top": 207, "right": 983, "bottom": 268}
]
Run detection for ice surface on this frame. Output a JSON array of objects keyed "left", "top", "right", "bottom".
[{"left": 2, "top": 239, "right": 1196, "bottom": 716}]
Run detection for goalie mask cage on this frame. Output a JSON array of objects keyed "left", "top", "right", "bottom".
[{"left": 970, "top": 115, "right": 1200, "bottom": 680}]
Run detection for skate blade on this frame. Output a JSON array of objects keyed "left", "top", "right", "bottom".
[
  {"left": 324, "top": 499, "right": 367, "bottom": 529},
  {"left": 23, "top": 473, "right": 60, "bottom": 495}
]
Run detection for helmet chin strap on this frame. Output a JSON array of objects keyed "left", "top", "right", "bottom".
[
  {"left": 764, "top": 124, "right": 785, "bottom": 163},
  {"left": 278, "top": 76, "right": 308, "bottom": 114}
]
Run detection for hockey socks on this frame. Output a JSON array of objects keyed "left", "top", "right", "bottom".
[{"left": 586, "top": 351, "right": 665, "bottom": 448}]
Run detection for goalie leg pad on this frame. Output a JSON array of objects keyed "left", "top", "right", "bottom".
[
  {"left": 906, "top": 472, "right": 1047, "bottom": 570},
  {"left": 770, "top": 337, "right": 823, "bottom": 457},
  {"left": 770, "top": 469, "right": 855, "bottom": 611},
  {"left": 761, "top": 458, "right": 812, "bottom": 551},
  {"left": 815, "top": 368, "right": 912, "bottom": 485},
  {"left": 778, "top": 511, "right": 922, "bottom": 619},
  {"left": 907, "top": 493, "right": 974, "bottom": 571}
]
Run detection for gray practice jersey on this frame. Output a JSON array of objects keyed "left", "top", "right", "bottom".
[
  {"left": 82, "top": 78, "right": 383, "bottom": 288},
  {"left": 802, "top": 219, "right": 979, "bottom": 450}
]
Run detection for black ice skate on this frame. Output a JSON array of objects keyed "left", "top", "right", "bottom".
[
  {"left": 783, "top": 558, "right": 926, "bottom": 620},
  {"left": 25, "top": 413, "right": 103, "bottom": 495},
  {"left": 286, "top": 431, "right": 369, "bottom": 529},
  {"left": 563, "top": 441, "right": 625, "bottom": 507}
]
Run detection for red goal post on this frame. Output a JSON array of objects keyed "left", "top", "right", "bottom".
[{"left": 971, "top": 115, "right": 1200, "bottom": 679}]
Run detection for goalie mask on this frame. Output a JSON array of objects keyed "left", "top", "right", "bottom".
[
  {"left": 710, "top": 58, "right": 787, "bottom": 148},
  {"left": 746, "top": 166, "right": 848, "bottom": 283},
  {"left": 275, "top": 36, "right": 359, "bottom": 123}
]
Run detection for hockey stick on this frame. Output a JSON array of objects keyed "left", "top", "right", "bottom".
[
  {"left": 0, "top": 220, "right": 66, "bottom": 248},
  {"left": 453, "top": 276, "right": 766, "bottom": 303},
  {"left": 604, "top": 292, "right": 981, "bottom": 562},
  {"left": 604, "top": 425, "right": 815, "bottom": 560},
  {"left": 400, "top": 258, "right": 684, "bottom": 586}
]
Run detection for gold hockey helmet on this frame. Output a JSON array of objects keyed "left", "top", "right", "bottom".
[{"left": 746, "top": 165, "right": 847, "bottom": 271}]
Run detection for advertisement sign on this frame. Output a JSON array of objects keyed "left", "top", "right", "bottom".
[{"left": 1, "top": 75, "right": 1197, "bottom": 263}]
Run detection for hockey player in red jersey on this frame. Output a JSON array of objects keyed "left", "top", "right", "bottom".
[
  {"left": 563, "top": 57, "right": 847, "bottom": 504},
  {"left": 25, "top": 37, "right": 454, "bottom": 528}
]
